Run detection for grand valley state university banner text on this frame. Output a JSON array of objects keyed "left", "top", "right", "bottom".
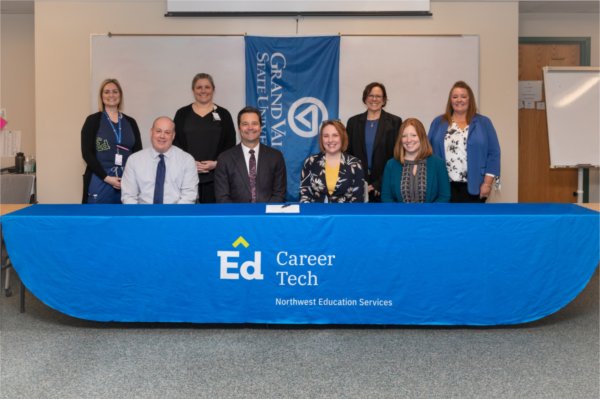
[{"left": 245, "top": 36, "right": 340, "bottom": 201}]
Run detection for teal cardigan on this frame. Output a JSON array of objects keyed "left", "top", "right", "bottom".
[{"left": 381, "top": 155, "right": 451, "bottom": 203}]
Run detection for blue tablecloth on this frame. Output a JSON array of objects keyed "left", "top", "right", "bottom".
[{"left": 2, "top": 203, "right": 598, "bottom": 325}]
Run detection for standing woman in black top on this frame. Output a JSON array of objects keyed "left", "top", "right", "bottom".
[
  {"left": 174, "top": 73, "right": 236, "bottom": 203},
  {"left": 346, "top": 82, "right": 402, "bottom": 202},
  {"left": 81, "top": 78, "right": 142, "bottom": 203}
]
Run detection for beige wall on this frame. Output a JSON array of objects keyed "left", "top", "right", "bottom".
[
  {"left": 34, "top": 0, "right": 519, "bottom": 203},
  {"left": 520, "top": 12, "right": 600, "bottom": 202},
  {"left": 0, "top": 12, "right": 35, "bottom": 168}
]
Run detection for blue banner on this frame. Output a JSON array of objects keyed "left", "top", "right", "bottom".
[{"left": 245, "top": 36, "right": 340, "bottom": 201}]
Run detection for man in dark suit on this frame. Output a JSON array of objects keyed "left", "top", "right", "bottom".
[{"left": 214, "top": 106, "right": 287, "bottom": 203}]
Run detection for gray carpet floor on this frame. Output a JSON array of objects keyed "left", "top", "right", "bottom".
[{"left": 1, "top": 270, "right": 598, "bottom": 399}]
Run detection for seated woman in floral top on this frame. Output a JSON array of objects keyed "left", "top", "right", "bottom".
[
  {"left": 381, "top": 118, "right": 450, "bottom": 203},
  {"left": 299, "top": 120, "right": 365, "bottom": 203}
]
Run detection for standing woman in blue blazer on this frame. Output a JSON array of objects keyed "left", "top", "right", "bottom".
[
  {"left": 428, "top": 81, "right": 501, "bottom": 202},
  {"left": 381, "top": 118, "right": 450, "bottom": 203}
]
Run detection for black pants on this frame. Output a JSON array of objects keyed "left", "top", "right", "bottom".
[
  {"left": 450, "top": 182, "right": 487, "bottom": 203},
  {"left": 197, "top": 180, "right": 216, "bottom": 203}
]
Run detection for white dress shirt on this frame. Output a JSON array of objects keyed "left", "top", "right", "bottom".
[{"left": 121, "top": 145, "right": 198, "bottom": 204}]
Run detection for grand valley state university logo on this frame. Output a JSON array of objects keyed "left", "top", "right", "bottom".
[
  {"left": 217, "top": 236, "right": 264, "bottom": 280},
  {"left": 288, "top": 97, "right": 329, "bottom": 139}
]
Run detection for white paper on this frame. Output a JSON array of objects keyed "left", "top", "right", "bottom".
[
  {"left": 265, "top": 204, "right": 300, "bottom": 214},
  {"left": 523, "top": 100, "right": 536, "bottom": 109},
  {"left": 519, "top": 80, "right": 543, "bottom": 102},
  {"left": 536, "top": 101, "right": 546, "bottom": 110},
  {"left": 0, "top": 130, "right": 22, "bottom": 157}
]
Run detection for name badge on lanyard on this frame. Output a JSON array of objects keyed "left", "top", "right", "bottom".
[
  {"left": 106, "top": 111, "right": 123, "bottom": 166},
  {"left": 115, "top": 144, "right": 130, "bottom": 167}
]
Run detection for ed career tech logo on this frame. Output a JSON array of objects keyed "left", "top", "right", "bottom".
[{"left": 217, "top": 236, "right": 264, "bottom": 280}]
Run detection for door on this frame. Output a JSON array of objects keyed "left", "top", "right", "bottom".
[{"left": 518, "top": 43, "right": 580, "bottom": 202}]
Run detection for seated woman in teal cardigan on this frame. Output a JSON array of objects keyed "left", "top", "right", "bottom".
[{"left": 381, "top": 118, "right": 450, "bottom": 203}]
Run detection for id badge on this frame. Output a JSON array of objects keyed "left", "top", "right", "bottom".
[
  {"left": 115, "top": 153, "right": 123, "bottom": 166},
  {"left": 212, "top": 112, "right": 221, "bottom": 121}
]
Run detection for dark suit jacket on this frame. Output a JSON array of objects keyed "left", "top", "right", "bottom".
[
  {"left": 346, "top": 109, "right": 402, "bottom": 196},
  {"left": 214, "top": 143, "right": 287, "bottom": 203}
]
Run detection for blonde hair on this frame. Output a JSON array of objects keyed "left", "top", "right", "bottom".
[{"left": 98, "top": 78, "right": 123, "bottom": 112}]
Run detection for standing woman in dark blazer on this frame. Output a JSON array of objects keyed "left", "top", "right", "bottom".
[
  {"left": 174, "top": 73, "right": 236, "bottom": 203},
  {"left": 346, "top": 82, "right": 402, "bottom": 202},
  {"left": 81, "top": 78, "right": 142, "bottom": 203},
  {"left": 299, "top": 120, "right": 365, "bottom": 203},
  {"left": 428, "top": 81, "right": 501, "bottom": 202}
]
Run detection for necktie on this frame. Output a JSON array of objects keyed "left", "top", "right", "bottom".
[
  {"left": 248, "top": 149, "right": 257, "bottom": 203},
  {"left": 153, "top": 154, "right": 165, "bottom": 204}
]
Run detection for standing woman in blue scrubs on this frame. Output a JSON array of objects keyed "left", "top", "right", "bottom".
[
  {"left": 428, "top": 81, "right": 501, "bottom": 202},
  {"left": 81, "top": 79, "right": 142, "bottom": 203},
  {"left": 346, "top": 82, "right": 402, "bottom": 202}
]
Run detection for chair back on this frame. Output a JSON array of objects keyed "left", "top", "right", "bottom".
[{"left": 0, "top": 174, "right": 36, "bottom": 204}]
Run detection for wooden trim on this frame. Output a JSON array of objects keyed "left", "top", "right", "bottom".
[{"left": 519, "top": 37, "right": 591, "bottom": 66}]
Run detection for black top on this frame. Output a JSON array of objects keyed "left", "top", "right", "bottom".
[
  {"left": 346, "top": 109, "right": 402, "bottom": 196},
  {"left": 173, "top": 104, "right": 236, "bottom": 184}
]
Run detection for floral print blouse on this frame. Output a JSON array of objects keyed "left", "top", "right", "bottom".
[
  {"left": 299, "top": 152, "right": 365, "bottom": 203},
  {"left": 444, "top": 122, "right": 469, "bottom": 182}
]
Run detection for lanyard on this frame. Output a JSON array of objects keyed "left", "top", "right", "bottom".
[{"left": 104, "top": 111, "right": 122, "bottom": 145}]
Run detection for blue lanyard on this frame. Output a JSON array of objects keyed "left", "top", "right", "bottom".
[{"left": 104, "top": 111, "right": 122, "bottom": 145}]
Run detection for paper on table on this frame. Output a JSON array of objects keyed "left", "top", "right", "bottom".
[{"left": 265, "top": 204, "right": 300, "bottom": 214}]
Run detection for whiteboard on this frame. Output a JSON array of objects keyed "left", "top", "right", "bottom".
[
  {"left": 543, "top": 66, "right": 600, "bottom": 168},
  {"left": 339, "top": 36, "right": 479, "bottom": 129},
  {"left": 91, "top": 35, "right": 479, "bottom": 149},
  {"left": 91, "top": 35, "right": 246, "bottom": 147}
]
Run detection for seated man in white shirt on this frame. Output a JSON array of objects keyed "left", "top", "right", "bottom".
[{"left": 121, "top": 116, "right": 198, "bottom": 204}]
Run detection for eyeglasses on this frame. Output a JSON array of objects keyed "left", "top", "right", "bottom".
[{"left": 367, "top": 95, "right": 383, "bottom": 100}]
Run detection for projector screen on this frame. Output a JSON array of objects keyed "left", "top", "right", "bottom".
[{"left": 166, "top": 0, "right": 430, "bottom": 14}]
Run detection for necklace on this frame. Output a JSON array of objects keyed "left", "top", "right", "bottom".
[{"left": 368, "top": 119, "right": 378, "bottom": 128}]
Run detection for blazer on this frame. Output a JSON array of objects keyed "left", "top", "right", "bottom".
[
  {"left": 80, "top": 111, "right": 142, "bottom": 203},
  {"left": 346, "top": 109, "right": 402, "bottom": 193},
  {"left": 381, "top": 156, "right": 451, "bottom": 203},
  {"left": 428, "top": 114, "right": 501, "bottom": 195},
  {"left": 214, "top": 143, "right": 287, "bottom": 203},
  {"left": 299, "top": 152, "right": 365, "bottom": 203}
]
